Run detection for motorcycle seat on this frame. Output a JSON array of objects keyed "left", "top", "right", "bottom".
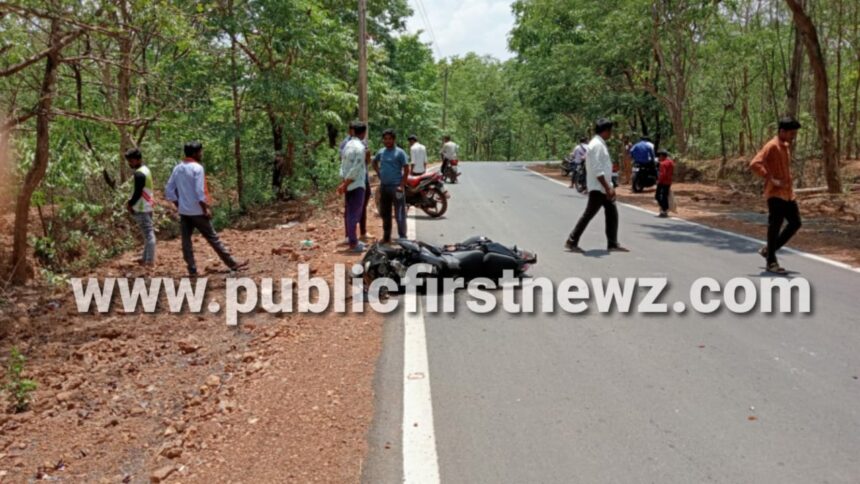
[{"left": 405, "top": 176, "right": 423, "bottom": 188}]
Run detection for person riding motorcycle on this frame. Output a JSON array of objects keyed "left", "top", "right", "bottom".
[
  {"left": 569, "top": 137, "right": 588, "bottom": 189},
  {"left": 441, "top": 135, "right": 458, "bottom": 175},
  {"left": 629, "top": 136, "right": 656, "bottom": 166}
]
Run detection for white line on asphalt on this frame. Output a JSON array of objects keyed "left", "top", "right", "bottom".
[
  {"left": 402, "top": 212, "right": 441, "bottom": 484},
  {"left": 523, "top": 164, "right": 860, "bottom": 274}
]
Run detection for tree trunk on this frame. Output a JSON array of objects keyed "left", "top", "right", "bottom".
[
  {"left": 268, "top": 110, "right": 285, "bottom": 194},
  {"left": 835, "top": 0, "right": 844, "bottom": 160},
  {"left": 229, "top": 28, "right": 244, "bottom": 211},
  {"left": 10, "top": 21, "right": 62, "bottom": 284},
  {"left": 116, "top": 0, "right": 134, "bottom": 181},
  {"left": 785, "top": 0, "right": 843, "bottom": 193},
  {"left": 786, "top": 17, "right": 804, "bottom": 118}
]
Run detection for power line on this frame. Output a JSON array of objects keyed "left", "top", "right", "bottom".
[{"left": 413, "top": 0, "right": 442, "bottom": 59}]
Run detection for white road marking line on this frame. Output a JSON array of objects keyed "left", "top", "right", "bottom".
[
  {"left": 523, "top": 164, "right": 860, "bottom": 274},
  {"left": 402, "top": 212, "right": 441, "bottom": 484}
]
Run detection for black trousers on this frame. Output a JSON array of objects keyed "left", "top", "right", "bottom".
[
  {"left": 180, "top": 215, "right": 237, "bottom": 274},
  {"left": 568, "top": 191, "right": 619, "bottom": 248},
  {"left": 379, "top": 185, "right": 407, "bottom": 242},
  {"left": 655, "top": 183, "right": 671, "bottom": 212},
  {"left": 766, "top": 198, "right": 802, "bottom": 264}
]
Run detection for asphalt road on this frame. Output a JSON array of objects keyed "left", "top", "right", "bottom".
[{"left": 362, "top": 162, "right": 860, "bottom": 484}]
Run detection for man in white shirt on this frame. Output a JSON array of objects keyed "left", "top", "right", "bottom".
[
  {"left": 565, "top": 119, "right": 629, "bottom": 253},
  {"left": 408, "top": 134, "right": 427, "bottom": 175},
  {"left": 440, "top": 135, "right": 458, "bottom": 173}
]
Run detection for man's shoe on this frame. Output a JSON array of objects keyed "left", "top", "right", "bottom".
[
  {"left": 658, "top": 211, "right": 668, "bottom": 218},
  {"left": 766, "top": 262, "right": 787, "bottom": 275},
  {"left": 564, "top": 240, "right": 584, "bottom": 253},
  {"left": 348, "top": 242, "right": 367, "bottom": 253},
  {"left": 758, "top": 245, "right": 769, "bottom": 260},
  {"left": 608, "top": 245, "right": 630, "bottom": 253},
  {"left": 360, "top": 233, "right": 373, "bottom": 242},
  {"left": 230, "top": 260, "right": 250, "bottom": 271}
]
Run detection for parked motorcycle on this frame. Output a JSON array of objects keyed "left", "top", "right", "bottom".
[
  {"left": 561, "top": 156, "right": 574, "bottom": 177},
  {"left": 375, "top": 171, "right": 449, "bottom": 218},
  {"left": 572, "top": 162, "right": 587, "bottom": 194},
  {"left": 362, "top": 236, "right": 537, "bottom": 292},
  {"left": 442, "top": 159, "right": 460, "bottom": 184},
  {"left": 631, "top": 161, "right": 657, "bottom": 193}
]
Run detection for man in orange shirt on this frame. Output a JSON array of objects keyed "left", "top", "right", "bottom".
[{"left": 750, "top": 117, "right": 802, "bottom": 274}]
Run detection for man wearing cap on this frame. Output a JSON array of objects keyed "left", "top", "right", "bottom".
[
  {"left": 565, "top": 119, "right": 629, "bottom": 253},
  {"left": 655, "top": 149, "right": 675, "bottom": 218},
  {"left": 408, "top": 135, "right": 427, "bottom": 176},
  {"left": 750, "top": 116, "right": 803, "bottom": 274}
]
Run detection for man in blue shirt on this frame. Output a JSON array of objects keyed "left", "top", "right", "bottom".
[
  {"left": 372, "top": 129, "right": 410, "bottom": 243},
  {"left": 629, "top": 136, "right": 656, "bottom": 165},
  {"left": 165, "top": 141, "right": 248, "bottom": 276}
]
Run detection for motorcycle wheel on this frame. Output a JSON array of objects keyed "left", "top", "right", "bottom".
[
  {"left": 632, "top": 174, "right": 644, "bottom": 193},
  {"left": 421, "top": 188, "right": 448, "bottom": 218}
]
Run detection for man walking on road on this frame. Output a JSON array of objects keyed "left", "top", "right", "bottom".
[
  {"left": 655, "top": 149, "right": 675, "bottom": 218},
  {"left": 408, "top": 134, "right": 427, "bottom": 176},
  {"left": 125, "top": 148, "right": 156, "bottom": 267},
  {"left": 750, "top": 117, "right": 803, "bottom": 274},
  {"left": 373, "top": 129, "right": 410, "bottom": 243},
  {"left": 565, "top": 119, "right": 629, "bottom": 254},
  {"left": 165, "top": 141, "right": 248, "bottom": 276},
  {"left": 338, "top": 122, "right": 369, "bottom": 252}
]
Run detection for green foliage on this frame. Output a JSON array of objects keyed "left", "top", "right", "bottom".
[{"left": 4, "top": 348, "right": 37, "bottom": 413}]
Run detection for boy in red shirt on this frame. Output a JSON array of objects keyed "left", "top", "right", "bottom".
[{"left": 655, "top": 149, "right": 674, "bottom": 218}]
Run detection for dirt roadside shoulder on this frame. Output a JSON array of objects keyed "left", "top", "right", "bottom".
[
  {"left": 0, "top": 198, "right": 386, "bottom": 483},
  {"left": 528, "top": 163, "right": 860, "bottom": 268}
]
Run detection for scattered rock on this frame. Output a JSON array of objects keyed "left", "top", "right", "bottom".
[
  {"left": 217, "top": 400, "right": 238, "bottom": 413},
  {"left": 150, "top": 465, "right": 175, "bottom": 483},
  {"left": 205, "top": 375, "right": 221, "bottom": 387},
  {"left": 177, "top": 338, "right": 201, "bottom": 354}
]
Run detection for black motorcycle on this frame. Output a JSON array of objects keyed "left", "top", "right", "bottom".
[
  {"left": 442, "top": 159, "right": 460, "bottom": 184},
  {"left": 362, "top": 236, "right": 537, "bottom": 292},
  {"left": 572, "top": 162, "right": 587, "bottom": 194},
  {"left": 631, "top": 161, "right": 658, "bottom": 193},
  {"left": 561, "top": 156, "right": 574, "bottom": 177}
]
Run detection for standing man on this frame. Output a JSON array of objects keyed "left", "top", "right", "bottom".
[
  {"left": 125, "top": 148, "right": 156, "bottom": 266},
  {"left": 338, "top": 122, "right": 368, "bottom": 252},
  {"left": 165, "top": 141, "right": 248, "bottom": 276},
  {"left": 569, "top": 137, "right": 588, "bottom": 188},
  {"left": 373, "top": 129, "right": 410, "bottom": 243},
  {"left": 440, "top": 135, "right": 458, "bottom": 174},
  {"left": 565, "top": 119, "right": 629, "bottom": 253},
  {"left": 655, "top": 149, "right": 675, "bottom": 218},
  {"left": 408, "top": 134, "right": 427, "bottom": 176},
  {"left": 750, "top": 117, "right": 802, "bottom": 274}
]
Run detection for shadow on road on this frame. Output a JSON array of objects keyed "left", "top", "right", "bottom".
[{"left": 638, "top": 221, "right": 760, "bottom": 256}]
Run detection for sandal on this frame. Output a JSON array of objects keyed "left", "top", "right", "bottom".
[{"left": 766, "top": 262, "right": 786, "bottom": 275}]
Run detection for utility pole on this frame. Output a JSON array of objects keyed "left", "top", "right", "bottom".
[
  {"left": 358, "top": 0, "right": 368, "bottom": 124},
  {"left": 441, "top": 64, "right": 449, "bottom": 131}
]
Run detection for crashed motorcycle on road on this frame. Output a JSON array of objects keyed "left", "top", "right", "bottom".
[{"left": 362, "top": 236, "right": 537, "bottom": 293}]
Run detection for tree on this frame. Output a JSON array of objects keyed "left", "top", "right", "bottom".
[{"left": 784, "top": 0, "right": 843, "bottom": 193}]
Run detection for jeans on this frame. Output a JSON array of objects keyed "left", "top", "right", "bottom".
[
  {"left": 180, "top": 215, "right": 237, "bottom": 274},
  {"left": 766, "top": 198, "right": 802, "bottom": 264},
  {"left": 133, "top": 212, "right": 156, "bottom": 264},
  {"left": 344, "top": 187, "right": 365, "bottom": 246},
  {"left": 379, "top": 185, "right": 407, "bottom": 242},
  {"left": 568, "top": 190, "right": 620, "bottom": 248},
  {"left": 655, "top": 184, "right": 671, "bottom": 212}
]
